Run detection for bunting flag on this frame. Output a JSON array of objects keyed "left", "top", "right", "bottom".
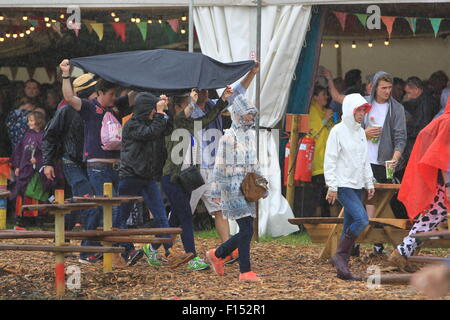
[
  {"left": 333, "top": 11, "right": 347, "bottom": 31},
  {"left": 26, "top": 67, "right": 36, "bottom": 79},
  {"left": 83, "top": 20, "right": 96, "bottom": 34},
  {"left": 167, "top": 19, "right": 180, "bottom": 33},
  {"left": 91, "top": 23, "right": 104, "bottom": 41},
  {"left": 381, "top": 16, "right": 396, "bottom": 38},
  {"left": 52, "top": 22, "right": 63, "bottom": 37},
  {"left": 136, "top": 22, "right": 147, "bottom": 41},
  {"left": 405, "top": 17, "right": 417, "bottom": 35},
  {"left": 161, "top": 22, "right": 176, "bottom": 42},
  {"left": 45, "top": 66, "right": 55, "bottom": 81},
  {"left": 430, "top": 18, "right": 443, "bottom": 38},
  {"left": 354, "top": 13, "right": 368, "bottom": 28},
  {"left": 111, "top": 23, "right": 126, "bottom": 42},
  {"left": 10, "top": 67, "right": 18, "bottom": 80}
]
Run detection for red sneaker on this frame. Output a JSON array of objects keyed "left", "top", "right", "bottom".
[
  {"left": 239, "top": 271, "right": 261, "bottom": 282},
  {"left": 224, "top": 249, "right": 239, "bottom": 265},
  {"left": 206, "top": 249, "right": 225, "bottom": 276}
]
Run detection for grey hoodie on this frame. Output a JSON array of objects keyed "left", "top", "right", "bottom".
[{"left": 363, "top": 71, "right": 407, "bottom": 165}]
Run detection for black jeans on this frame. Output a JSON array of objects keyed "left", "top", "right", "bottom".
[{"left": 215, "top": 216, "right": 254, "bottom": 274}]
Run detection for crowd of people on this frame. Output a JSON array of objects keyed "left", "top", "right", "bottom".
[
  {"left": 0, "top": 58, "right": 448, "bottom": 290},
  {"left": 0, "top": 59, "right": 264, "bottom": 282},
  {"left": 306, "top": 66, "right": 449, "bottom": 282}
]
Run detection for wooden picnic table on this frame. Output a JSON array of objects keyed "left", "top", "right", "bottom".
[
  {"left": 71, "top": 192, "right": 143, "bottom": 273},
  {"left": 21, "top": 199, "right": 101, "bottom": 297},
  {"left": 288, "top": 183, "right": 448, "bottom": 259}
]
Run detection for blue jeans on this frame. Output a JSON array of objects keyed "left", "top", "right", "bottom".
[
  {"left": 63, "top": 162, "right": 100, "bottom": 259},
  {"left": 337, "top": 187, "right": 369, "bottom": 236},
  {"left": 87, "top": 165, "right": 121, "bottom": 226},
  {"left": 161, "top": 175, "right": 196, "bottom": 256},
  {"left": 215, "top": 216, "right": 253, "bottom": 274},
  {"left": 116, "top": 177, "right": 172, "bottom": 256}
]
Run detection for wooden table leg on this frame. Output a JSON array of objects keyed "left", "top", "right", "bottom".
[
  {"left": 359, "top": 190, "right": 394, "bottom": 241},
  {"left": 54, "top": 189, "right": 65, "bottom": 298},
  {"left": 319, "top": 207, "right": 344, "bottom": 260},
  {"left": 103, "top": 183, "right": 113, "bottom": 273},
  {"left": 0, "top": 175, "right": 7, "bottom": 230}
]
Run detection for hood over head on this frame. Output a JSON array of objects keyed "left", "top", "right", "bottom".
[
  {"left": 230, "top": 94, "right": 258, "bottom": 131},
  {"left": 369, "top": 71, "right": 393, "bottom": 102},
  {"left": 342, "top": 93, "right": 371, "bottom": 130},
  {"left": 133, "top": 92, "right": 161, "bottom": 120}
]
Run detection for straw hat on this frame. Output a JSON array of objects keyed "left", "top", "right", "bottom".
[{"left": 73, "top": 73, "right": 97, "bottom": 93}]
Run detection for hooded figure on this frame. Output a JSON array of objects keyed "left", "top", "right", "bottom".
[
  {"left": 324, "top": 94, "right": 374, "bottom": 193},
  {"left": 324, "top": 93, "right": 374, "bottom": 281},
  {"left": 207, "top": 93, "right": 266, "bottom": 282},
  {"left": 363, "top": 71, "right": 407, "bottom": 169},
  {"left": 119, "top": 92, "right": 171, "bottom": 180}
]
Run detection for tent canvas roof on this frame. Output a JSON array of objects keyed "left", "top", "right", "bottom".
[{"left": 3, "top": 0, "right": 450, "bottom": 8}]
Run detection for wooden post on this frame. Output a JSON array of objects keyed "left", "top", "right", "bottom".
[
  {"left": 103, "top": 183, "right": 113, "bottom": 273},
  {"left": 0, "top": 175, "right": 7, "bottom": 230},
  {"left": 286, "top": 115, "right": 299, "bottom": 208},
  {"left": 54, "top": 189, "right": 65, "bottom": 298}
]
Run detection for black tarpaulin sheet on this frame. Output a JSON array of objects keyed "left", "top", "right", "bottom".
[{"left": 70, "top": 49, "right": 255, "bottom": 94}]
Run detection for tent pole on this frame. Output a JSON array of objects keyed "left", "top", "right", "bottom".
[
  {"left": 253, "top": 0, "right": 262, "bottom": 243},
  {"left": 188, "top": 0, "right": 194, "bottom": 52}
]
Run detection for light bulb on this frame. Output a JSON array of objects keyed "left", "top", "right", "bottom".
[
  {"left": 181, "top": 28, "right": 186, "bottom": 34},
  {"left": 13, "top": 34, "right": 18, "bottom": 38},
  {"left": 46, "top": 23, "right": 51, "bottom": 28},
  {"left": 60, "top": 14, "right": 65, "bottom": 19},
  {"left": 19, "top": 33, "right": 24, "bottom": 37},
  {"left": 131, "top": 17, "right": 136, "bottom": 23},
  {"left": 0, "top": 37, "right": 4, "bottom": 42},
  {"left": 30, "top": 26, "right": 35, "bottom": 31},
  {"left": 5, "top": 33, "right": 11, "bottom": 38},
  {"left": 135, "top": 18, "right": 141, "bottom": 23},
  {"left": 26, "top": 30, "right": 31, "bottom": 34},
  {"left": 334, "top": 41, "right": 340, "bottom": 49},
  {"left": 111, "top": 12, "right": 116, "bottom": 17},
  {"left": 44, "top": 17, "right": 50, "bottom": 22},
  {"left": 384, "top": 39, "right": 389, "bottom": 46},
  {"left": 351, "top": 41, "right": 356, "bottom": 49},
  {"left": 147, "top": 19, "right": 153, "bottom": 24},
  {"left": 114, "top": 17, "right": 120, "bottom": 22},
  {"left": 368, "top": 41, "right": 373, "bottom": 48},
  {"left": 181, "top": 14, "right": 187, "bottom": 21},
  {"left": 22, "top": 16, "right": 28, "bottom": 21}
]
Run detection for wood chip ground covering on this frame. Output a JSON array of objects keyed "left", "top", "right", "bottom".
[{"left": 0, "top": 237, "right": 449, "bottom": 300}]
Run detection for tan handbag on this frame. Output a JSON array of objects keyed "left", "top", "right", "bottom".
[{"left": 240, "top": 172, "right": 269, "bottom": 203}]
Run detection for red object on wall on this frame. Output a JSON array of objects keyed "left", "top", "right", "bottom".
[{"left": 294, "top": 137, "right": 315, "bottom": 182}]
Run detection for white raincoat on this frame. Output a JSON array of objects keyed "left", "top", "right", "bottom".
[{"left": 324, "top": 94, "right": 374, "bottom": 192}]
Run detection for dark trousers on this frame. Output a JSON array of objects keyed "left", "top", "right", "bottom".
[
  {"left": 116, "top": 177, "right": 172, "bottom": 257},
  {"left": 215, "top": 216, "right": 254, "bottom": 274},
  {"left": 161, "top": 175, "right": 196, "bottom": 256}
]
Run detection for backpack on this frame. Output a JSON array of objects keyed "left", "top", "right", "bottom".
[{"left": 100, "top": 110, "right": 122, "bottom": 151}]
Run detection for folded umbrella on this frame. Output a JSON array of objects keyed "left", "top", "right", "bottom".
[{"left": 70, "top": 49, "right": 255, "bottom": 95}]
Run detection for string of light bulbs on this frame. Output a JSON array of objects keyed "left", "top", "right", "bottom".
[{"left": 321, "top": 39, "right": 392, "bottom": 49}]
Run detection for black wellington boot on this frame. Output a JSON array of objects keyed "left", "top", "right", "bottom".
[{"left": 330, "top": 231, "right": 362, "bottom": 281}]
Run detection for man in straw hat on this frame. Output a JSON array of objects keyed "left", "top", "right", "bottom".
[{"left": 42, "top": 73, "right": 103, "bottom": 263}]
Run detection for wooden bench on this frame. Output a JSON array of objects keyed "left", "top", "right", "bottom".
[{"left": 288, "top": 183, "right": 450, "bottom": 259}]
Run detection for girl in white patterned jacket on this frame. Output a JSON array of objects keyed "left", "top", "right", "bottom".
[{"left": 206, "top": 94, "right": 267, "bottom": 282}]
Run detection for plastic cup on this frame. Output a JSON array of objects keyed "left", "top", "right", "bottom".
[
  {"left": 385, "top": 160, "right": 395, "bottom": 180},
  {"left": 371, "top": 126, "right": 382, "bottom": 143}
]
